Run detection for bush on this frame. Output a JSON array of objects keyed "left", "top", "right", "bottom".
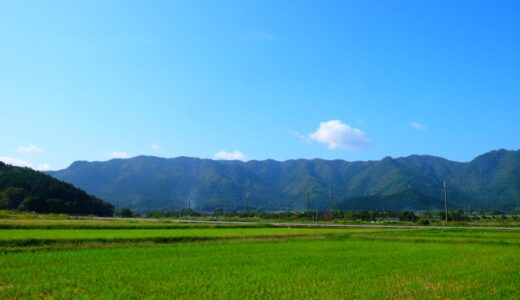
[
  {"left": 3, "top": 187, "right": 27, "bottom": 209},
  {"left": 118, "top": 208, "right": 134, "bottom": 218},
  {"left": 417, "top": 218, "right": 430, "bottom": 225},
  {"left": 19, "top": 196, "right": 41, "bottom": 212}
]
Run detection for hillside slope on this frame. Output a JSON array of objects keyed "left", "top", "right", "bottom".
[{"left": 0, "top": 162, "right": 113, "bottom": 216}]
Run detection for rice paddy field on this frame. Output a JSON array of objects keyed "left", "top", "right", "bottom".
[{"left": 0, "top": 217, "right": 519, "bottom": 299}]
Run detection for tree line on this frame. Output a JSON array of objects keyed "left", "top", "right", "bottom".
[{"left": 0, "top": 162, "right": 113, "bottom": 216}]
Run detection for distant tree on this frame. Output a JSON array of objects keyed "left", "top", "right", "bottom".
[
  {"left": 45, "top": 199, "right": 69, "bottom": 214},
  {"left": 450, "top": 210, "right": 465, "bottom": 221},
  {"left": 0, "top": 191, "right": 5, "bottom": 209},
  {"left": 0, "top": 163, "right": 114, "bottom": 216},
  {"left": 416, "top": 218, "right": 430, "bottom": 225},
  {"left": 213, "top": 207, "right": 224, "bottom": 216},
  {"left": 19, "top": 196, "right": 41, "bottom": 212},
  {"left": 398, "top": 211, "right": 417, "bottom": 221},
  {"left": 440, "top": 209, "right": 466, "bottom": 221},
  {"left": 352, "top": 210, "right": 372, "bottom": 221},
  {"left": 119, "top": 207, "right": 134, "bottom": 218},
  {"left": 3, "top": 187, "right": 27, "bottom": 209},
  {"left": 180, "top": 208, "right": 195, "bottom": 216}
]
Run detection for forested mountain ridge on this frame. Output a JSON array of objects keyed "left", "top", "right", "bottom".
[
  {"left": 47, "top": 149, "right": 520, "bottom": 211},
  {"left": 0, "top": 162, "right": 113, "bottom": 216}
]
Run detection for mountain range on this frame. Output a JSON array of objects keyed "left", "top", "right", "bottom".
[{"left": 47, "top": 149, "right": 520, "bottom": 212}]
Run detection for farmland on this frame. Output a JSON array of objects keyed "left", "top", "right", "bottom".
[{"left": 0, "top": 217, "right": 519, "bottom": 299}]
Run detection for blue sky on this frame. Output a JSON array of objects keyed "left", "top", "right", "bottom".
[{"left": 1, "top": 0, "right": 519, "bottom": 170}]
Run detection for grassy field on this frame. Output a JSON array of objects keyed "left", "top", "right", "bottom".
[{"left": 0, "top": 217, "right": 518, "bottom": 299}]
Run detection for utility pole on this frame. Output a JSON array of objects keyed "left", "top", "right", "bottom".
[
  {"left": 245, "top": 192, "right": 250, "bottom": 216},
  {"left": 329, "top": 187, "right": 333, "bottom": 213},
  {"left": 147, "top": 198, "right": 150, "bottom": 217},
  {"left": 443, "top": 181, "right": 448, "bottom": 223},
  {"left": 307, "top": 194, "right": 310, "bottom": 220},
  {"left": 172, "top": 193, "right": 175, "bottom": 217},
  {"left": 325, "top": 187, "right": 333, "bottom": 221}
]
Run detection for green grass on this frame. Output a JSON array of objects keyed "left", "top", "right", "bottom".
[
  {"left": 0, "top": 227, "right": 518, "bottom": 250},
  {"left": 0, "top": 217, "right": 266, "bottom": 229},
  {"left": 0, "top": 219, "right": 518, "bottom": 299},
  {"left": 0, "top": 227, "right": 353, "bottom": 250},
  {"left": 1, "top": 236, "right": 518, "bottom": 299}
]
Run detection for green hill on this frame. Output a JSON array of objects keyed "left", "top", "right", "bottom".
[
  {"left": 0, "top": 162, "right": 113, "bottom": 216},
  {"left": 47, "top": 149, "right": 520, "bottom": 212}
]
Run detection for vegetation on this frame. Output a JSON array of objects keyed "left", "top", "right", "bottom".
[
  {"left": 0, "top": 216, "right": 518, "bottom": 298},
  {"left": 48, "top": 149, "right": 520, "bottom": 212},
  {"left": 116, "top": 207, "right": 134, "bottom": 218},
  {"left": 0, "top": 162, "right": 113, "bottom": 216},
  {"left": 100, "top": 208, "right": 519, "bottom": 228}
]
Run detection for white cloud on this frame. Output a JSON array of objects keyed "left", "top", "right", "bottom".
[
  {"left": 17, "top": 145, "right": 45, "bottom": 153},
  {"left": 109, "top": 151, "right": 130, "bottom": 159},
  {"left": 0, "top": 156, "right": 52, "bottom": 171},
  {"left": 0, "top": 156, "right": 33, "bottom": 168},
  {"left": 151, "top": 144, "right": 162, "bottom": 150},
  {"left": 308, "top": 120, "right": 370, "bottom": 150},
  {"left": 36, "top": 164, "right": 52, "bottom": 171},
  {"left": 411, "top": 122, "right": 428, "bottom": 130},
  {"left": 213, "top": 150, "right": 248, "bottom": 161}
]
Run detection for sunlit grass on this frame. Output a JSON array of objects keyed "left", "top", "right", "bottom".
[
  {"left": 0, "top": 235, "right": 518, "bottom": 299},
  {"left": 0, "top": 226, "right": 518, "bottom": 250},
  {"left": 0, "top": 227, "right": 376, "bottom": 250},
  {"left": 0, "top": 218, "right": 518, "bottom": 299}
]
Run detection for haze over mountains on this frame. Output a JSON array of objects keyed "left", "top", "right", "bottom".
[{"left": 47, "top": 149, "right": 520, "bottom": 212}]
